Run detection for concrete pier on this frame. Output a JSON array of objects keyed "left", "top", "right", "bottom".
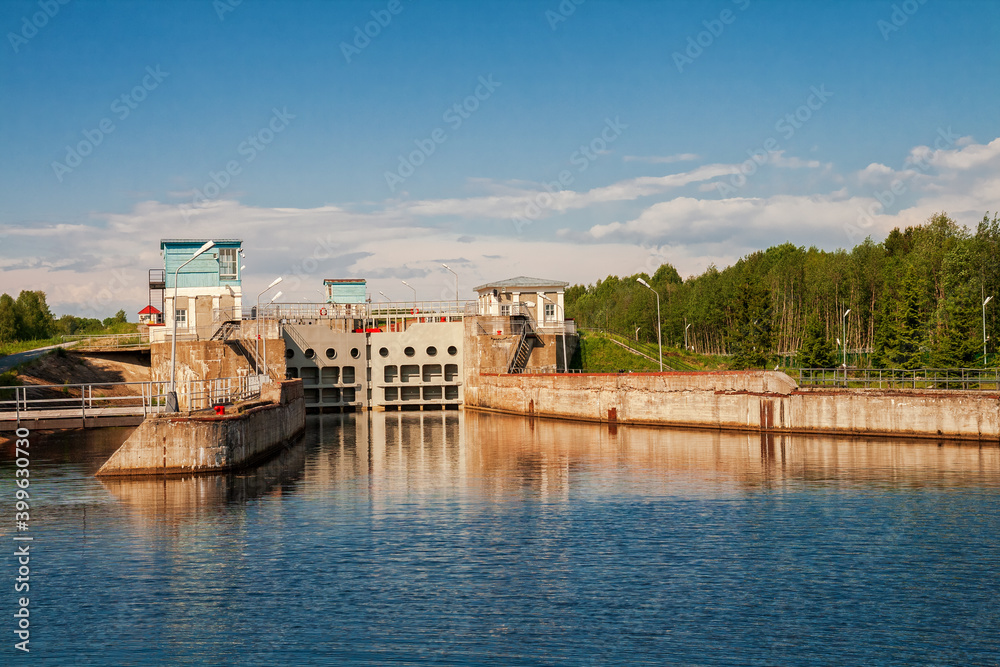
[
  {"left": 464, "top": 371, "right": 1000, "bottom": 442},
  {"left": 96, "top": 380, "right": 305, "bottom": 476}
]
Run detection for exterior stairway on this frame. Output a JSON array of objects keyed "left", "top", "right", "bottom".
[
  {"left": 210, "top": 320, "right": 265, "bottom": 374},
  {"left": 507, "top": 311, "right": 538, "bottom": 373}
]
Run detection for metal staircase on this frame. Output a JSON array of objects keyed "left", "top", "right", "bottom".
[
  {"left": 209, "top": 320, "right": 265, "bottom": 374},
  {"left": 507, "top": 309, "right": 539, "bottom": 373}
]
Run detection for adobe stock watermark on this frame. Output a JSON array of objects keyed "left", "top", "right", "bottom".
[
  {"left": 12, "top": 426, "right": 33, "bottom": 654},
  {"left": 341, "top": 0, "right": 410, "bottom": 63},
  {"left": 546, "top": 0, "right": 585, "bottom": 30},
  {"left": 510, "top": 116, "right": 627, "bottom": 234},
  {"left": 845, "top": 126, "right": 959, "bottom": 244},
  {"left": 51, "top": 66, "right": 170, "bottom": 183},
  {"left": 276, "top": 232, "right": 342, "bottom": 294},
  {"left": 384, "top": 75, "right": 501, "bottom": 193},
  {"left": 7, "top": 0, "right": 72, "bottom": 54},
  {"left": 673, "top": 0, "right": 751, "bottom": 73},
  {"left": 82, "top": 269, "right": 133, "bottom": 318},
  {"left": 179, "top": 107, "right": 295, "bottom": 222},
  {"left": 714, "top": 84, "right": 832, "bottom": 196},
  {"left": 878, "top": 0, "right": 928, "bottom": 40},
  {"left": 214, "top": 0, "right": 243, "bottom": 21}
]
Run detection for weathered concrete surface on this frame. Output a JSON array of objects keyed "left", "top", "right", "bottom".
[
  {"left": 150, "top": 339, "right": 286, "bottom": 384},
  {"left": 465, "top": 371, "right": 1000, "bottom": 441},
  {"left": 96, "top": 380, "right": 305, "bottom": 476}
]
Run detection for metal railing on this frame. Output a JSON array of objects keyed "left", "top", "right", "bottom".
[
  {"left": 481, "top": 366, "right": 587, "bottom": 375},
  {"left": 62, "top": 332, "right": 150, "bottom": 350},
  {"left": 0, "top": 374, "right": 267, "bottom": 423},
  {"left": 797, "top": 367, "right": 1000, "bottom": 390}
]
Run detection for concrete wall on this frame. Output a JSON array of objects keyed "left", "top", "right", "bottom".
[
  {"left": 150, "top": 338, "right": 285, "bottom": 385},
  {"left": 371, "top": 322, "right": 463, "bottom": 409},
  {"left": 464, "top": 371, "right": 1000, "bottom": 442},
  {"left": 283, "top": 324, "right": 367, "bottom": 409},
  {"left": 284, "top": 320, "right": 464, "bottom": 410},
  {"left": 464, "top": 318, "right": 578, "bottom": 373},
  {"left": 96, "top": 379, "right": 305, "bottom": 476}
]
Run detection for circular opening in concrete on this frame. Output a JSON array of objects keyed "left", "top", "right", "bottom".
[
  {"left": 326, "top": 348, "right": 337, "bottom": 360},
  {"left": 351, "top": 348, "right": 360, "bottom": 359},
  {"left": 285, "top": 348, "right": 294, "bottom": 359},
  {"left": 447, "top": 346, "right": 458, "bottom": 356},
  {"left": 305, "top": 348, "right": 315, "bottom": 359},
  {"left": 426, "top": 346, "right": 437, "bottom": 356},
  {"left": 379, "top": 347, "right": 389, "bottom": 357},
  {"left": 404, "top": 346, "right": 415, "bottom": 357}
]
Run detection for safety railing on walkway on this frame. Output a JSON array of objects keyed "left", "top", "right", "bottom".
[
  {"left": 797, "top": 367, "right": 1000, "bottom": 390},
  {"left": 0, "top": 374, "right": 267, "bottom": 423},
  {"left": 63, "top": 332, "right": 150, "bottom": 350}
]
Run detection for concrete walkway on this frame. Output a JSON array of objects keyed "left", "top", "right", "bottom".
[{"left": 0, "top": 341, "right": 79, "bottom": 373}]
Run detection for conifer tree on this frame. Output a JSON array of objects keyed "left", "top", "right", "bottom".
[{"left": 798, "top": 314, "right": 836, "bottom": 368}]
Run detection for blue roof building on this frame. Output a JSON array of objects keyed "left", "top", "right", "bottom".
[{"left": 152, "top": 239, "right": 244, "bottom": 342}]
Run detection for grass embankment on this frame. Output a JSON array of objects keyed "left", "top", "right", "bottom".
[
  {"left": 576, "top": 330, "right": 729, "bottom": 372},
  {"left": 0, "top": 337, "right": 64, "bottom": 357}
]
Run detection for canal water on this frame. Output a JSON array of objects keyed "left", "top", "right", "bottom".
[{"left": 4, "top": 412, "right": 999, "bottom": 665}]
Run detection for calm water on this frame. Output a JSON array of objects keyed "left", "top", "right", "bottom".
[{"left": 3, "top": 413, "right": 999, "bottom": 665}]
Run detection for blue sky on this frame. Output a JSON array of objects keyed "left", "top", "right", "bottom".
[{"left": 2, "top": 0, "right": 999, "bottom": 317}]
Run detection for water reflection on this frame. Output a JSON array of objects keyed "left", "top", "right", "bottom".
[
  {"left": 100, "top": 440, "right": 309, "bottom": 522},
  {"left": 9, "top": 412, "right": 1000, "bottom": 664},
  {"left": 300, "top": 411, "right": 1000, "bottom": 500}
]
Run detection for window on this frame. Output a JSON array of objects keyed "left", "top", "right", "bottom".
[
  {"left": 500, "top": 305, "right": 511, "bottom": 316},
  {"left": 219, "top": 248, "right": 238, "bottom": 279},
  {"left": 544, "top": 303, "right": 556, "bottom": 319},
  {"left": 175, "top": 309, "right": 187, "bottom": 327}
]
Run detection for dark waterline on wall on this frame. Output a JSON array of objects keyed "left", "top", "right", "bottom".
[{"left": 5, "top": 415, "right": 999, "bottom": 665}]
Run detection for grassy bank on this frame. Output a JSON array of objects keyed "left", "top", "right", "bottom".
[
  {"left": 0, "top": 337, "right": 64, "bottom": 357},
  {"left": 576, "top": 330, "right": 730, "bottom": 372}
]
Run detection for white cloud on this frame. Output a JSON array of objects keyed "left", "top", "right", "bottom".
[
  {"left": 4, "top": 136, "right": 1000, "bottom": 318},
  {"left": 623, "top": 153, "right": 700, "bottom": 164}
]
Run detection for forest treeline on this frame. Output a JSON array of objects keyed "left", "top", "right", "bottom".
[
  {"left": 565, "top": 212, "right": 1000, "bottom": 369},
  {"left": 0, "top": 290, "right": 129, "bottom": 344}
]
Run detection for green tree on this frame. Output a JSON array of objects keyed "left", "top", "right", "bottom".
[
  {"left": 871, "top": 294, "right": 899, "bottom": 369},
  {"left": 797, "top": 314, "right": 836, "bottom": 368},
  {"left": 932, "top": 245, "right": 980, "bottom": 366},
  {"left": 0, "top": 294, "right": 19, "bottom": 343},
  {"left": 893, "top": 270, "right": 925, "bottom": 369},
  {"left": 14, "top": 291, "right": 54, "bottom": 340},
  {"left": 728, "top": 267, "right": 772, "bottom": 369}
]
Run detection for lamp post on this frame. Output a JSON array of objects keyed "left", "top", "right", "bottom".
[
  {"left": 635, "top": 326, "right": 640, "bottom": 341},
  {"left": 540, "top": 294, "right": 568, "bottom": 372},
  {"left": 168, "top": 240, "right": 215, "bottom": 412},
  {"left": 256, "top": 276, "right": 283, "bottom": 377},
  {"left": 442, "top": 263, "right": 459, "bottom": 302},
  {"left": 842, "top": 308, "right": 851, "bottom": 386},
  {"left": 984, "top": 296, "right": 993, "bottom": 367},
  {"left": 637, "top": 277, "right": 662, "bottom": 371},
  {"left": 685, "top": 321, "right": 692, "bottom": 351},
  {"left": 401, "top": 280, "right": 416, "bottom": 303}
]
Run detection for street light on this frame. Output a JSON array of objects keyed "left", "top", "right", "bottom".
[
  {"left": 378, "top": 290, "right": 391, "bottom": 302},
  {"left": 984, "top": 296, "right": 993, "bottom": 367},
  {"left": 442, "top": 264, "right": 459, "bottom": 301},
  {"left": 540, "top": 293, "right": 568, "bottom": 372},
  {"left": 168, "top": 240, "right": 215, "bottom": 412},
  {"left": 685, "top": 321, "right": 692, "bottom": 351},
  {"left": 636, "top": 277, "right": 662, "bottom": 371},
  {"left": 842, "top": 308, "right": 851, "bottom": 370},
  {"left": 635, "top": 326, "right": 640, "bottom": 341},
  {"left": 401, "top": 280, "right": 417, "bottom": 302},
  {"left": 256, "top": 276, "right": 283, "bottom": 377}
]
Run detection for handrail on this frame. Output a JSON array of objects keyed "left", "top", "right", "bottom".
[
  {"left": 62, "top": 332, "right": 150, "bottom": 349},
  {"left": 797, "top": 367, "right": 1000, "bottom": 390},
  {"left": 0, "top": 374, "right": 266, "bottom": 419}
]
